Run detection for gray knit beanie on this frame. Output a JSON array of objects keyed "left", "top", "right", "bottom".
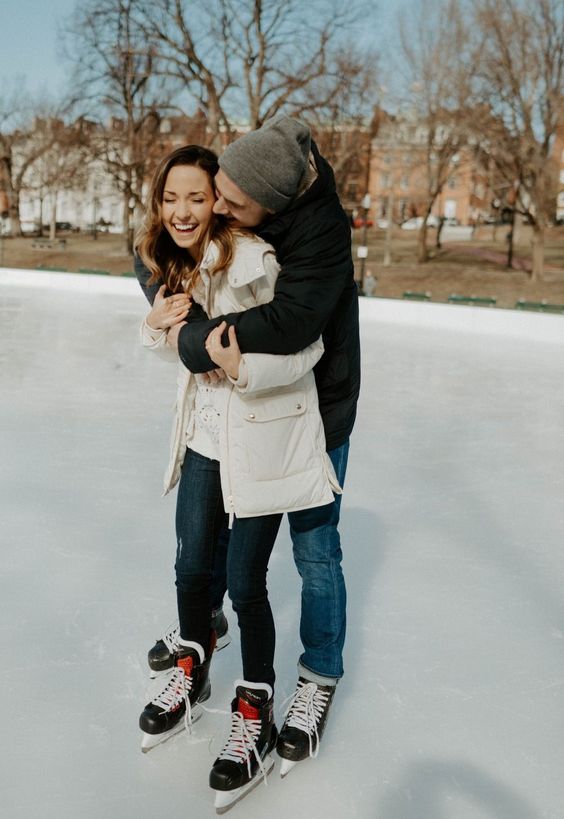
[{"left": 219, "top": 115, "right": 311, "bottom": 213}]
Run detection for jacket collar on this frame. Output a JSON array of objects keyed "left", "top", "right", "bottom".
[{"left": 200, "top": 235, "right": 270, "bottom": 287}]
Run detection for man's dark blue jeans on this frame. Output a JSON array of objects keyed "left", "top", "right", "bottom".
[
  {"left": 288, "top": 440, "right": 349, "bottom": 683},
  {"left": 175, "top": 448, "right": 282, "bottom": 688}
]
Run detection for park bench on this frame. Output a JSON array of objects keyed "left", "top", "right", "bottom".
[
  {"left": 447, "top": 294, "right": 497, "bottom": 307},
  {"left": 515, "top": 299, "right": 564, "bottom": 314},
  {"left": 31, "top": 238, "right": 67, "bottom": 250},
  {"left": 403, "top": 291, "right": 431, "bottom": 301}
]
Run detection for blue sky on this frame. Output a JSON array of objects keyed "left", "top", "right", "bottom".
[
  {"left": 0, "top": 0, "right": 408, "bottom": 99},
  {"left": 0, "top": 0, "right": 77, "bottom": 96}
]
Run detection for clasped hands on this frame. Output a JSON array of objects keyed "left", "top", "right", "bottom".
[{"left": 146, "top": 285, "right": 240, "bottom": 383}]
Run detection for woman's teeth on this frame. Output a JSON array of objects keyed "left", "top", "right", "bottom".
[{"left": 174, "top": 223, "right": 196, "bottom": 233}]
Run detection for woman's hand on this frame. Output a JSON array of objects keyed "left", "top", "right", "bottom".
[
  {"left": 146, "top": 284, "right": 191, "bottom": 330},
  {"left": 205, "top": 321, "right": 242, "bottom": 380}
]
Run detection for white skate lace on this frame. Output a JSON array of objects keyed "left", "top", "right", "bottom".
[
  {"left": 161, "top": 621, "right": 180, "bottom": 654},
  {"left": 281, "top": 681, "right": 331, "bottom": 758},
  {"left": 216, "top": 710, "right": 269, "bottom": 783},
  {"left": 151, "top": 665, "right": 195, "bottom": 732}
]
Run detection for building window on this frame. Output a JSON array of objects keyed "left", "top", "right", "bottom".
[
  {"left": 400, "top": 175, "right": 409, "bottom": 189},
  {"left": 380, "top": 173, "right": 390, "bottom": 188},
  {"left": 448, "top": 176, "right": 457, "bottom": 189},
  {"left": 559, "top": 170, "right": 564, "bottom": 184}
]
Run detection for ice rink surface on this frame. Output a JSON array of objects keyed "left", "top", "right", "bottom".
[{"left": 2, "top": 270, "right": 564, "bottom": 819}]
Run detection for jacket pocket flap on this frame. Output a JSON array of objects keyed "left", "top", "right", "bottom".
[{"left": 242, "top": 392, "right": 306, "bottom": 423}]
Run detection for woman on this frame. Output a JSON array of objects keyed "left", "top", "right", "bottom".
[{"left": 135, "top": 145, "right": 339, "bottom": 807}]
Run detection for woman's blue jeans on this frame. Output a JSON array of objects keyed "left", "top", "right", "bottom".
[{"left": 175, "top": 448, "right": 281, "bottom": 688}]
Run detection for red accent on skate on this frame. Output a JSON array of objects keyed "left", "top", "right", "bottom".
[
  {"left": 237, "top": 698, "right": 260, "bottom": 720},
  {"left": 177, "top": 655, "right": 194, "bottom": 676}
]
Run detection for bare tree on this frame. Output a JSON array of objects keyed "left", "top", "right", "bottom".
[
  {"left": 25, "top": 119, "right": 92, "bottom": 238},
  {"left": 471, "top": 0, "right": 564, "bottom": 281},
  {"left": 62, "top": 0, "right": 170, "bottom": 252},
  {"left": 0, "top": 85, "right": 78, "bottom": 236},
  {"left": 140, "top": 0, "right": 369, "bottom": 149},
  {"left": 399, "top": 0, "right": 473, "bottom": 262},
  {"left": 304, "top": 46, "right": 380, "bottom": 204}
]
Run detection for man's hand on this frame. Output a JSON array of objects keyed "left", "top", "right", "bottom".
[
  {"left": 168, "top": 320, "right": 225, "bottom": 383},
  {"left": 147, "top": 284, "right": 191, "bottom": 330},
  {"left": 166, "top": 320, "right": 187, "bottom": 352},
  {"left": 205, "top": 321, "right": 242, "bottom": 380}
]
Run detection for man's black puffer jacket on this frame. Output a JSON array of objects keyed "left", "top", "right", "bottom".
[{"left": 135, "top": 141, "right": 361, "bottom": 451}]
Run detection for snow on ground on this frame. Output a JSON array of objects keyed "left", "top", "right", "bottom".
[{"left": 2, "top": 269, "right": 564, "bottom": 819}]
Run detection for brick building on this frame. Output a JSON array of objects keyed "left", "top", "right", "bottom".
[{"left": 366, "top": 111, "right": 493, "bottom": 226}]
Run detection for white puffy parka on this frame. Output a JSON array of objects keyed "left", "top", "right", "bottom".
[{"left": 141, "top": 234, "right": 341, "bottom": 518}]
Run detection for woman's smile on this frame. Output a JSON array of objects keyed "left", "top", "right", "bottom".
[{"left": 162, "top": 165, "right": 216, "bottom": 258}]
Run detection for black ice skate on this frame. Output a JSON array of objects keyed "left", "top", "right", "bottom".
[
  {"left": 276, "top": 677, "right": 336, "bottom": 777},
  {"left": 139, "top": 640, "right": 212, "bottom": 753},
  {"left": 148, "top": 608, "right": 230, "bottom": 677},
  {"left": 209, "top": 680, "right": 278, "bottom": 813}
]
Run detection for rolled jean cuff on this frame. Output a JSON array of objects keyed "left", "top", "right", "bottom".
[{"left": 298, "top": 661, "right": 340, "bottom": 687}]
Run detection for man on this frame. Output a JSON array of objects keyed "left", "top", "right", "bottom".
[{"left": 136, "top": 115, "right": 361, "bottom": 772}]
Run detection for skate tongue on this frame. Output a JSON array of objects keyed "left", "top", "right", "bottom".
[
  {"left": 237, "top": 697, "right": 260, "bottom": 720},
  {"left": 177, "top": 655, "right": 194, "bottom": 675},
  {"left": 236, "top": 687, "right": 266, "bottom": 720}
]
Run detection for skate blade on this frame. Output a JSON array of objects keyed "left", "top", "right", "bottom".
[
  {"left": 279, "top": 757, "right": 299, "bottom": 778},
  {"left": 215, "top": 632, "right": 231, "bottom": 651},
  {"left": 140, "top": 703, "right": 205, "bottom": 753},
  {"left": 141, "top": 720, "right": 186, "bottom": 753},
  {"left": 213, "top": 754, "right": 274, "bottom": 814}
]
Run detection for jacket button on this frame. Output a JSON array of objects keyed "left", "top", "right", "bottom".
[
  {"left": 248, "top": 413, "right": 255, "bottom": 419},
  {"left": 296, "top": 403, "right": 302, "bottom": 410}
]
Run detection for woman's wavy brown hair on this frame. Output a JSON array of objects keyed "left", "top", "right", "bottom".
[{"left": 135, "top": 145, "right": 235, "bottom": 295}]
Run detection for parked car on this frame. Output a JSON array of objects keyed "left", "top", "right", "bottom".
[
  {"left": 41, "top": 221, "right": 79, "bottom": 233},
  {"left": 20, "top": 220, "right": 42, "bottom": 235},
  {"left": 401, "top": 215, "right": 440, "bottom": 230}
]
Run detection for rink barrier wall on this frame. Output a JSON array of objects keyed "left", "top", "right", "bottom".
[{"left": 2, "top": 267, "right": 563, "bottom": 345}]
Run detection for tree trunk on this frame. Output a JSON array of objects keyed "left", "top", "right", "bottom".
[
  {"left": 8, "top": 198, "right": 22, "bottom": 237},
  {"left": 122, "top": 193, "right": 135, "bottom": 255},
  {"left": 383, "top": 187, "right": 394, "bottom": 266},
  {"left": 38, "top": 194, "right": 44, "bottom": 237},
  {"left": 506, "top": 209, "right": 516, "bottom": 269},
  {"left": 123, "top": 194, "right": 131, "bottom": 254},
  {"left": 436, "top": 217, "right": 445, "bottom": 249},
  {"left": 49, "top": 191, "right": 58, "bottom": 240},
  {"left": 531, "top": 225, "right": 545, "bottom": 282},
  {"left": 417, "top": 221, "right": 429, "bottom": 263}
]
